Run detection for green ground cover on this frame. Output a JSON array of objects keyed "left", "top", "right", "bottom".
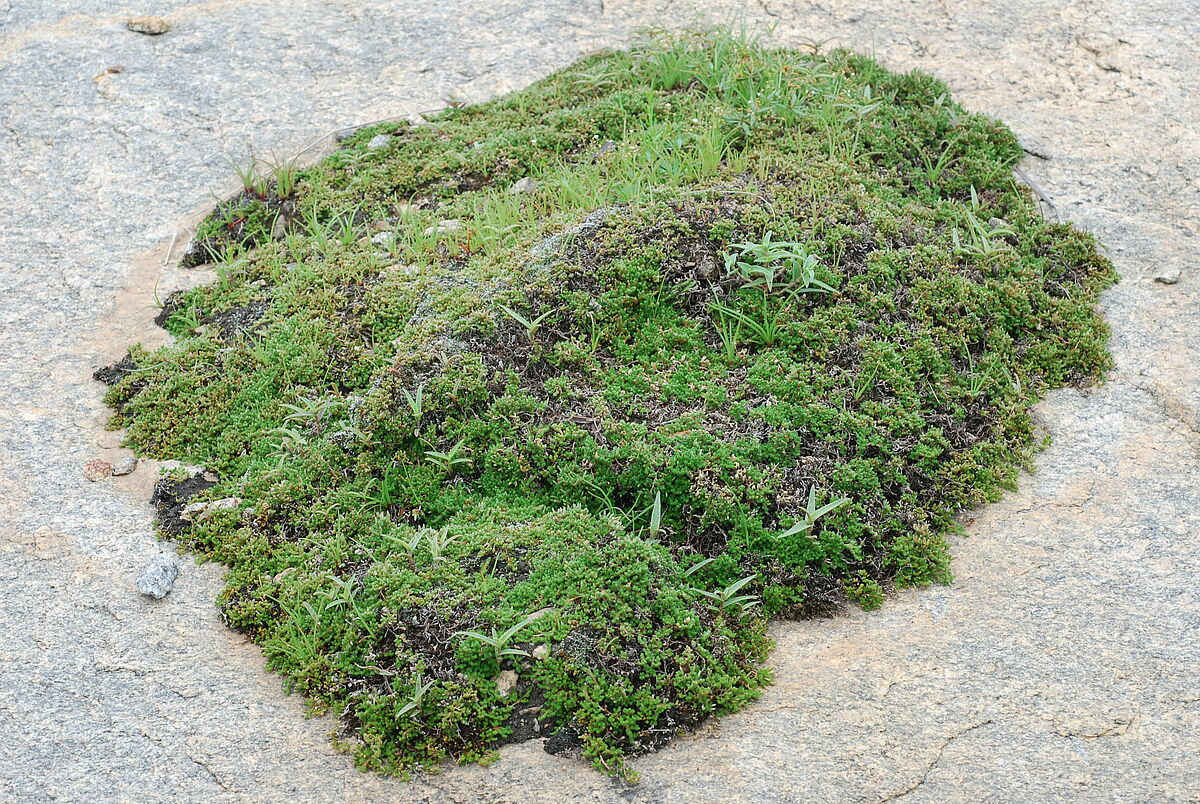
[{"left": 102, "top": 30, "right": 1115, "bottom": 779}]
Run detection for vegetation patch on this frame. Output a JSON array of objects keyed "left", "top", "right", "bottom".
[{"left": 100, "top": 30, "right": 1116, "bottom": 780}]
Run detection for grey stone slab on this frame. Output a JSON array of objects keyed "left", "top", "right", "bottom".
[{"left": 1, "top": 1, "right": 1196, "bottom": 802}]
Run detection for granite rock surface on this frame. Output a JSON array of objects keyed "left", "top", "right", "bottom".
[{"left": 0, "top": 1, "right": 1196, "bottom": 801}]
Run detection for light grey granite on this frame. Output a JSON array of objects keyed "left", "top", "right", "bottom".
[
  {"left": 135, "top": 554, "right": 180, "bottom": 600},
  {"left": 0, "top": 1, "right": 1196, "bottom": 801}
]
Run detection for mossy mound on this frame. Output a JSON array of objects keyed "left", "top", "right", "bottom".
[{"left": 103, "top": 31, "right": 1116, "bottom": 778}]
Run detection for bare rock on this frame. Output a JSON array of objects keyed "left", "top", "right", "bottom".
[
  {"left": 135, "top": 553, "right": 180, "bottom": 599},
  {"left": 509, "top": 177, "right": 537, "bottom": 194},
  {"left": 200, "top": 497, "right": 241, "bottom": 520},
  {"left": 1154, "top": 270, "right": 1182, "bottom": 285},
  {"left": 181, "top": 496, "right": 241, "bottom": 523},
  {"left": 112, "top": 456, "right": 139, "bottom": 476},
  {"left": 422, "top": 219, "right": 462, "bottom": 236},
  {"left": 496, "top": 669, "right": 519, "bottom": 698},
  {"left": 83, "top": 458, "right": 113, "bottom": 482},
  {"left": 3, "top": 1, "right": 1199, "bottom": 799},
  {"left": 126, "top": 15, "right": 171, "bottom": 35},
  {"left": 367, "top": 134, "right": 391, "bottom": 150},
  {"left": 179, "top": 501, "right": 208, "bottom": 522}
]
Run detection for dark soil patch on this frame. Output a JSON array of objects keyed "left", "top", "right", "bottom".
[
  {"left": 93, "top": 352, "right": 136, "bottom": 386},
  {"left": 151, "top": 471, "right": 218, "bottom": 535}
]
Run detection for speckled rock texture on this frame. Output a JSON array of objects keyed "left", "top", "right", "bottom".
[
  {"left": 1, "top": 2, "right": 1196, "bottom": 801},
  {"left": 135, "top": 553, "right": 180, "bottom": 600}
]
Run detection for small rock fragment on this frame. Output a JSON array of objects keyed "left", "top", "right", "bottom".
[
  {"left": 367, "top": 134, "right": 391, "bottom": 151},
  {"left": 371, "top": 231, "right": 395, "bottom": 247},
  {"left": 136, "top": 554, "right": 180, "bottom": 599},
  {"left": 988, "top": 217, "right": 1010, "bottom": 230},
  {"left": 180, "top": 501, "right": 209, "bottom": 522},
  {"left": 695, "top": 252, "right": 719, "bottom": 282},
  {"left": 509, "top": 177, "right": 537, "bottom": 195},
  {"left": 271, "top": 214, "right": 287, "bottom": 240},
  {"left": 83, "top": 458, "right": 114, "bottom": 482},
  {"left": 422, "top": 219, "right": 462, "bottom": 236},
  {"left": 194, "top": 497, "right": 242, "bottom": 522},
  {"left": 1154, "top": 270, "right": 1181, "bottom": 285},
  {"left": 496, "top": 669, "right": 519, "bottom": 698},
  {"left": 112, "top": 456, "right": 139, "bottom": 476},
  {"left": 126, "top": 15, "right": 171, "bottom": 35},
  {"left": 531, "top": 644, "right": 549, "bottom": 661}
]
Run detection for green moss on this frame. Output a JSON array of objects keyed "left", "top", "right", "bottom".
[{"left": 104, "top": 29, "right": 1116, "bottom": 779}]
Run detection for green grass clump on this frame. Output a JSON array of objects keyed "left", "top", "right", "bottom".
[{"left": 103, "top": 29, "right": 1116, "bottom": 779}]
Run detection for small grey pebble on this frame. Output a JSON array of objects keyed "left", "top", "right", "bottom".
[
  {"left": 422, "top": 219, "right": 462, "bottom": 236},
  {"left": 1153, "top": 270, "right": 1181, "bottom": 285},
  {"left": 367, "top": 134, "right": 391, "bottom": 151},
  {"left": 509, "top": 177, "right": 537, "bottom": 195},
  {"left": 112, "top": 456, "right": 139, "bottom": 476},
  {"left": 199, "top": 497, "right": 241, "bottom": 521},
  {"left": 126, "top": 15, "right": 171, "bottom": 35},
  {"left": 136, "top": 554, "right": 180, "bottom": 599},
  {"left": 371, "top": 230, "right": 394, "bottom": 247},
  {"left": 182, "top": 496, "right": 242, "bottom": 523}
]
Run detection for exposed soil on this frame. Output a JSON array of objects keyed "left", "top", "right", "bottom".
[{"left": 151, "top": 472, "right": 219, "bottom": 536}]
